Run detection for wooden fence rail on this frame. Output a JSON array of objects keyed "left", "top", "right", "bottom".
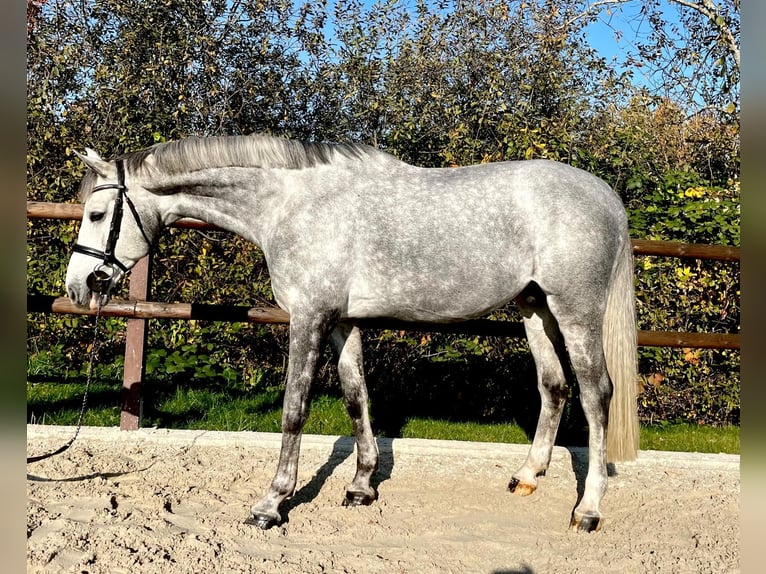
[
  {"left": 27, "top": 201, "right": 740, "bottom": 429},
  {"left": 27, "top": 294, "right": 740, "bottom": 350}
]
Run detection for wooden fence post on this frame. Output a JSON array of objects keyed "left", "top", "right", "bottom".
[{"left": 121, "top": 254, "right": 151, "bottom": 430}]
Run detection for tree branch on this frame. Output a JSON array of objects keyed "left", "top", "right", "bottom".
[
  {"left": 561, "top": 0, "right": 629, "bottom": 29},
  {"left": 670, "top": 0, "right": 739, "bottom": 69}
]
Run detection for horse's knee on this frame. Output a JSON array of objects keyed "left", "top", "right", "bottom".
[
  {"left": 539, "top": 377, "right": 568, "bottom": 406},
  {"left": 344, "top": 397, "right": 363, "bottom": 421},
  {"left": 283, "top": 412, "right": 310, "bottom": 434},
  {"left": 281, "top": 401, "right": 310, "bottom": 434}
]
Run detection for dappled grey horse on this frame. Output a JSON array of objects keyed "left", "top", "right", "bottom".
[{"left": 65, "top": 134, "right": 638, "bottom": 533}]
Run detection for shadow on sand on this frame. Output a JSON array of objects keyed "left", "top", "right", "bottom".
[
  {"left": 492, "top": 566, "right": 536, "bottom": 574},
  {"left": 281, "top": 436, "right": 396, "bottom": 519}
]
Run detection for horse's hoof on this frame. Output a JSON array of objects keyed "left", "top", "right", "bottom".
[
  {"left": 508, "top": 476, "right": 536, "bottom": 496},
  {"left": 569, "top": 511, "right": 603, "bottom": 533},
  {"left": 343, "top": 489, "right": 377, "bottom": 507},
  {"left": 245, "top": 511, "right": 281, "bottom": 530}
]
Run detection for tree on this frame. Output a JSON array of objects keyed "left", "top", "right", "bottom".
[{"left": 574, "top": 0, "right": 739, "bottom": 117}]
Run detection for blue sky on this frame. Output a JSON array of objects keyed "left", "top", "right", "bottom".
[
  {"left": 581, "top": 1, "right": 692, "bottom": 97},
  {"left": 314, "top": 0, "right": 711, "bottom": 106},
  {"left": 584, "top": 3, "right": 646, "bottom": 63},
  {"left": 337, "top": 0, "right": 681, "bottom": 89},
  {"left": 583, "top": 1, "right": 657, "bottom": 85}
]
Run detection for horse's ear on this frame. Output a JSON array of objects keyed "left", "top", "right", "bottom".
[{"left": 73, "top": 148, "right": 112, "bottom": 178}]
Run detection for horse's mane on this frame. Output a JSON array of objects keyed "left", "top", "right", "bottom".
[
  {"left": 125, "top": 134, "right": 377, "bottom": 174},
  {"left": 80, "top": 134, "right": 379, "bottom": 200}
]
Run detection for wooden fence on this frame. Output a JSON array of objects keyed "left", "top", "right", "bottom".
[{"left": 27, "top": 201, "right": 740, "bottom": 430}]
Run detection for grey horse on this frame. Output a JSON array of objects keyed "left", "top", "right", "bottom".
[{"left": 65, "top": 134, "right": 638, "bottom": 533}]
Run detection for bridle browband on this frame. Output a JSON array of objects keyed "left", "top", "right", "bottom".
[{"left": 72, "top": 159, "right": 152, "bottom": 292}]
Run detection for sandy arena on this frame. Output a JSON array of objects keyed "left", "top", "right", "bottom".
[{"left": 27, "top": 425, "right": 739, "bottom": 573}]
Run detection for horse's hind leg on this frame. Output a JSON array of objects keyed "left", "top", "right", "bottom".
[
  {"left": 248, "top": 310, "right": 336, "bottom": 529},
  {"left": 509, "top": 292, "right": 568, "bottom": 496},
  {"left": 554, "top": 318, "right": 612, "bottom": 533},
  {"left": 330, "top": 323, "right": 379, "bottom": 506}
]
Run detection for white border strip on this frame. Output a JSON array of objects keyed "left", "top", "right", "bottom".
[{"left": 26, "top": 424, "right": 740, "bottom": 472}]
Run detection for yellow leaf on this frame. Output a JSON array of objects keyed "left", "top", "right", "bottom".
[
  {"left": 647, "top": 373, "right": 664, "bottom": 388},
  {"left": 683, "top": 348, "right": 701, "bottom": 365}
]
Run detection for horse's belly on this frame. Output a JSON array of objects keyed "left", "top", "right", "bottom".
[{"left": 344, "top": 272, "right": 524, "bottom": 323}]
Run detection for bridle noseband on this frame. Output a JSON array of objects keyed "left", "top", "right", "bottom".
[{"left": 72, "top": 159, "right": 152, "bottom": 294}]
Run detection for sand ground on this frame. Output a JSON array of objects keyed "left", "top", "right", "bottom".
[{"left": 27, "top": 425, "right": 739, "bottom": 573}]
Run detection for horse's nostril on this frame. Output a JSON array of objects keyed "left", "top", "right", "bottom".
[{"left": 66, "top": 285, "right": 87, "bottom": 308}]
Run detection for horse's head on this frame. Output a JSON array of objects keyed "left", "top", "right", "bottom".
[{"left": 65, "top": 148, "right": 155, "bottom": 309}]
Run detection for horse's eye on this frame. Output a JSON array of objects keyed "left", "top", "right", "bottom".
[{"left": 89, "top": 211, "right": 105, "bottom": 223}]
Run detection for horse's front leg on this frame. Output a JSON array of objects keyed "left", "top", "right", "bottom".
[
  {"left": 330, "top": 323, "right": 378, "bottom": 506},
  {"left": 248, "top": 311, "right": 335, "bottom": 529}
]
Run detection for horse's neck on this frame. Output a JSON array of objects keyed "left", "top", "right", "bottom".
[{"left": 154, "top": 166, "right": 272, "bottom": 246}]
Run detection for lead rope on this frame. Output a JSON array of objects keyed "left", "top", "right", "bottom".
[{"left": 27, "top": 300, "right": 104, "bottom": 464}]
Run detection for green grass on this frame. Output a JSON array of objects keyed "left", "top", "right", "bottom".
[
  {"left": 401, "top": 418, "right": 531, "bottom": 444},
  {"left": 27, "top": 381, "right": 739, "bottom": 454},
  {"left": 401, "top": 418, "right": 739, "bottom": 454},
  {"left": 27, "top": 380, "right": 122, "bottom": 427},
  {"left": 639, "top": 422, "right": 739, "bottom": 454}
]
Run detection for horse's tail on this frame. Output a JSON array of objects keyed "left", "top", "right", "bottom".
[{"left": 603, "top": 237, "right": 639, "bottom": 462}]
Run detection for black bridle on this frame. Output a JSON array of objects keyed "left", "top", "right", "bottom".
[{"left": 72, "top": 159, "right": 152, "bottom": 294}]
